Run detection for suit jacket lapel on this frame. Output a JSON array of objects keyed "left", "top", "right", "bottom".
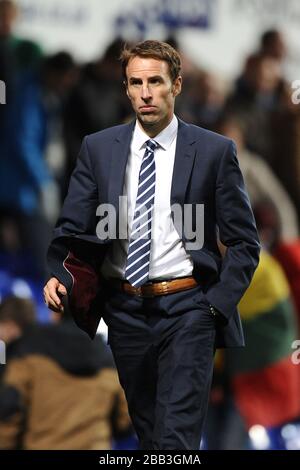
[{"left": 171, "top": 118, "right": 197, "bottom": 208}]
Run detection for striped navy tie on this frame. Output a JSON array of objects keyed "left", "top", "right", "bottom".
[{"left": 125, "top": 139, "right": 158, "bottom": 287}]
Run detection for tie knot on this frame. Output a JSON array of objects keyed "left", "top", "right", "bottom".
[{"left": 146, "top": 139, "right": 158, "bottom": 152}]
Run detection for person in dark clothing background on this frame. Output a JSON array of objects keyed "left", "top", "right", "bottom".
[{"left": 0, "top": 297, "right": 133, "bottom": 449}]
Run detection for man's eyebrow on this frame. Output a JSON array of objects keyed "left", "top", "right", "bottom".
[
  {"left": 128, "top": 75, "right": 163, "bottom": 82},
  {"left": 148, "top": 75, "right": 163, "bottom": 81},
  {"left": 128, "top": 76, "right": 142, "bottom": 82}
]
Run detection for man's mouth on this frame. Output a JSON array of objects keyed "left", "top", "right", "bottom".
[{"left": 139, "top": 105, "right": 156, "bottom": 112}]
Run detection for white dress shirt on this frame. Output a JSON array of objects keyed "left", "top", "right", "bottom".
[{"left": 100, "top": 114, "right": 194, "bottom": 280}]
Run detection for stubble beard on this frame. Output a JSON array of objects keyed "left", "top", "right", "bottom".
[{"left": 137, "top": 110, "right": 172, "bottom": 137}]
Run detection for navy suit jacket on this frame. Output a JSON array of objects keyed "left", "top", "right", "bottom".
[{"left": 47, "top": 118, "right": 260, "bottom": 348}]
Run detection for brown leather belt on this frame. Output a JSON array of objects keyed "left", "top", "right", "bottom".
[{"left": 110, "top": 276, "right": 198, "bottom": 298}]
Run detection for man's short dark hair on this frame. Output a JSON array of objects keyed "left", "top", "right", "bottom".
[{"left": 120, "top": 40, "right": 181, "bottom": 83}]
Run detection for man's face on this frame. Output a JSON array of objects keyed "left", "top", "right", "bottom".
[{"left": 125, "top": 56, "right": 182, "bottom": 134}]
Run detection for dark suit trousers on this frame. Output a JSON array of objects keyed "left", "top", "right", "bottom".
[{"left": 102, "top": 284, "right": 216, "bottom": 450}]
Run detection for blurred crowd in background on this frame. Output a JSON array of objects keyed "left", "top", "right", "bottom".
[{"left": 0, "top": 0, "right": 300, "bottom": 450}]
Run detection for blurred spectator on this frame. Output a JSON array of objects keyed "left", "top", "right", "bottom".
[
  {"left": 216, "top": 113, "right": 299, "bottom": 244},
  {"left": 0, "top": 296, "right": 36, "bottom": 381},
  {"left": 0, "top": 303, "right": 133, "bottom": 449},
  {"left": 206, "top": 194, "right": 300, "bottom": 449},
  {"left": 225, "top": 53, "right": 285, "bottom": 160},
  {"left": 42, "top": 52, "right": 80, "bottom": 199},
  {"left": 269, "top": 95, "right": 300, "bottom": 221},
  {"left": 226, "top": 249, "right": 300, "bottom": 428},
  {"left": 0, "top": 0, "right": 43, "bottom": 101},
  {"left": 259, "top": 29, "right": 287, "bottom": 63},
  {"left": 205, "top": 248, "right": 300, "bottom": 449},
  {"left": 274, "top": 240, "right": 300, "bottom": 330},
  {"left": 0, "top": 296, "right": 36, "bottom": 344},
  {"left": 0, "top": 52, "right": 78, "bottom": 278},
  {"left": 177, "top": 70, "right": 226, "bottom": 130}
]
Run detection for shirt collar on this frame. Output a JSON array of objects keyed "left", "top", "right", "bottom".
[{"left": 133, "top": 114, "right": 178, "bottom": 152}]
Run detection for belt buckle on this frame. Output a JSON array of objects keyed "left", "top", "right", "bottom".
[{"left": 159, "top": 281, "right": 169, "bottom": 295}]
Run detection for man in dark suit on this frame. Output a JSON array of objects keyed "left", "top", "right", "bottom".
[{"left": 44, "top": 40, "right": 260, "bottom": 450}]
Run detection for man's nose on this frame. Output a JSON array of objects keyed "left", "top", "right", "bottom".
[{"left": 141, "top": 85, "right": 152, "bottom": 101}]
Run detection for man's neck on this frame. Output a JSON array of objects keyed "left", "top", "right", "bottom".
[{"left": 137, "top": 115, "right": 174, "bottom": 138}]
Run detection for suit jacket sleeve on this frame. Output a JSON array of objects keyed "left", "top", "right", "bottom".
[
  {"left": 205, "top": 140, "right": 261, "bottom": 320},
  {"left": 53, "top": 136, "right": 99, "bottom": 239},
  {"left": 46, "top": 137, "right": 104, "bottom": 340},
  {"left": 47, "top": 136, "right": 102, "bottom": 291}
]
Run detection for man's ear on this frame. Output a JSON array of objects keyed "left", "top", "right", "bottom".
[{"left": 172, "top": 76, "right": 182, "bottom": 97}]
